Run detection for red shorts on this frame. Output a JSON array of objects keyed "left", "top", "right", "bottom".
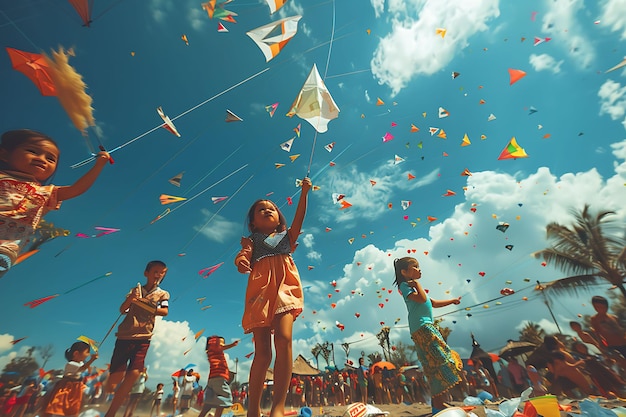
[{"left": 110, "top": 339, "right": 150, "bottom": 373}]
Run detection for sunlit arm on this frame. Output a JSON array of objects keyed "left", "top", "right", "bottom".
[
  {"left": 432, "top": 297, "right": 461, "bottom": 308},
  {"left": 56, "top": 152, "right": 110, "bottom": 201},
  {"left": 288, "top": 177, "right": 311, "bottom": 244}
]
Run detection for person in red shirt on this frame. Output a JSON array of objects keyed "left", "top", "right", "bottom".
[{"left": 198, "top": 336, "right": 239, "bottom": 417}]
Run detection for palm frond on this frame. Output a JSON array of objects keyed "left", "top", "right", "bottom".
[{"left": 538, "top": 274, "right": 599, "bottom": 296}]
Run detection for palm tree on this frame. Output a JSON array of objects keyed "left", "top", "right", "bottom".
[
  {"left": 533, "top": 204, "right": 626, "bottom": 298},
  {"left": 519, "top": 321, "right": 545, "bottom": 345}
]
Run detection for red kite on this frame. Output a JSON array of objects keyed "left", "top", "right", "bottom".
[
  {"left": 508, "top": 68, "right": 527, "bottom": 85},
  {"left": 6, "top": 47, "right": 56, "bottom": 96}
]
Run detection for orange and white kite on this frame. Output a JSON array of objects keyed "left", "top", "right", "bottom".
[
  {"left": 247, "top": 16, "right": 301, "bottom": 62},
  {"left": 157, "top": 106, "right": 181, "bottom": 137}
]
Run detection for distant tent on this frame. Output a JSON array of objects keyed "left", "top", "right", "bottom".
[{"left": 292, "top": 354, "right": 321, "bottom": 376}]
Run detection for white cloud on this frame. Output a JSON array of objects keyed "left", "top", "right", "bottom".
[
  {"left": 598, "top": 79, "right": 626, "bottom": 130},
  {"left": 542, "top": 0, "right": 595, "bottom": 69},
  {"left": 600, "top": 0, "right": 626, "bottom": 40},
  {"left": 188, "top": 7, "right": 206, "bottom": 31},
  {"left": 194, "top": 209, "right": 240, "bottom": 243},
  {"left": 529, "top": 53, "right": 563, "bottom": 74},
  {"left": 294, "top": 139, "right": 626, "bottom": 358},
  {"left": 370, "top": 0, "right": 500, "bottom": 94}
]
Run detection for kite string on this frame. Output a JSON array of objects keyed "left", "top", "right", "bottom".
[
  {"left": 70, "top": 67, "right": 270, "bottom": 169},
  {"left": 306, "top": 0, "right": 336, "bottom": 176},
  {"left": 179, "top": 174, "right": 255, "bottom": 252}
]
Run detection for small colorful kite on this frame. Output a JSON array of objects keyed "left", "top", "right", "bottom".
[
  {"left": 24, "top": 272, "right": 112, "bottom": 308},
  {"left": 157, "top": 106, "right": 181, "bottom": 137},
  {"left": 382, "top": 132, "right": 394, "bottom": 142},
  {"left": 75, "top": 227, "right": 120, "bottom": 238},
  {"left": 438, "top": 107, "right": 450, "bottom": 118},
  {"left": 5, "top": 47, "right": 56, "bottom": 96},
  {"left": 496, "top": 222, "right": 510, "bottom": 232},
  {"left": 280, "top": 138, "right": 295, "bottom": 152},
  {"left": 160, "top": 194, "right": 187, "bottom": 205},
  {"left": 265, "top": 102, "right": 279, "bottom": 117},
  {"left": 265, "top": 0, "right": 289, "bottom": 14},
  {"left": 324, "top": 142, "right": 335, "bottom": 152},
  {"left": 169, "top": 172, "right": 184, "bottom": 187},
  {"left": 202, "top": 0, "right": 237, "bottom": 22},
  {"left": 198, "top": 262, "right": 224, "bottom": 278},
  {"left": 498, "top": 137, "right": 528, "bottom": 160},
  {"left": 225, "top": 109, "right": 243, "bottom": 122},
  {"left": 508, "top": 68, "right": 527, "bottom": 85},
  {"left": 461, "top": 133, "right": 471, "bottom": 146},
  {"left": 247, "top": 16, "right": 301, "bottom": 62},
  {"left": 211, "top": 196, "right": 228, "bottom": 204}
]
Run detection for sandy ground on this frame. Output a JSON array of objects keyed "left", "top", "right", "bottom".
[{"left": 82, "top": 397, "right": 626, "bottom": 417}]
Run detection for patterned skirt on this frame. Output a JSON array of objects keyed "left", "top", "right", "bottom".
[{"left": 411, "top": 323, "right": 462, "bottom": 396}]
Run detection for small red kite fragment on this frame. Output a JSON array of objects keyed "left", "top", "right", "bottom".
[
  {"left": 225, "top": 109, "right": 243, "bottom": 122},
  {"left": 533, "top": 36, "right": 551, "bottom": 46},
  {"left": 500, "top": 288, "right": 515, "bottom": 296},
  {"left": 24, "top": 294, "right": 59, "bottom": 308},
  {"left": 198, "top": 262, "right": 224, "bottom": 278},
  {"left": 217, "top": 22, "right": 228, "bottom": 32},
  {"left": 339, "top": 200, "right": 352, "bottom": 210},
  {"left": 427, "top": 216, "right": 437, "bottom": 222},
  {"left": 460, "top": 168, "right": 472, "bottom": 176},
  {"left": 157, "top": 106, "right": 181, "bottom": 137},
  {"left": 407, "top": 173, "right": 416, "bottom": 180},
  {"left": 508, "top": 68, "right": 527, "bottom": 85},
  {"left": 442, "top": 190, "right": 456, "bottom": 197},
  {"left": 11, "top": 337, "right": 27, "bottom": 345}
]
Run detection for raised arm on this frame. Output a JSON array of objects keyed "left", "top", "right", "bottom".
[
  {"left": 431, "top": 297, "right": 461, "bottom": 308},
  {"left": 288, "top": 177, "right": 311, "bottom": 244},
  {"left": 56, "top": 151, "right": 110, "bottom": 201}
]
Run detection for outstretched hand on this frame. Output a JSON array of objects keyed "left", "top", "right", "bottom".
[{"left": 301, "top": 177, "right": 312, "bottom": 192}]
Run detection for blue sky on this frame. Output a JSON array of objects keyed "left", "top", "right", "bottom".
[{"left": 2, "top": 0, "right": 626, "bottom": 389}]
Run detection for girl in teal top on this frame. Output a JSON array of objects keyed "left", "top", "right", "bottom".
[{"left": 393, "top": 256, "right": 462, "bottom": 414}]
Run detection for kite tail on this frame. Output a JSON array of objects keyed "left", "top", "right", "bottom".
[
  {"left": 307, "top": 0, "right": 336, "bottom": 176},
  {"left": 99, "top": 313, "right": 123, "bottom": 348}
]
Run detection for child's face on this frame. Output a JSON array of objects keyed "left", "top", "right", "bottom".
[
  {"left": 401, "top": 260, "right": 422, "bottom": 280},
  {"left": 75, "top": 347, "right": 91, "bottom": 361},
  {"left": 2, "top": 139, "right": 59, "bottom": 181},
  {"left": 592, "top": 302, "right": 608, "bottom": 314},
  {"left": 144, "top": 264, "right": 167, "bottom": 287},
  {"left": 252, "top": 200, "right": 280, "bottom": 233}
]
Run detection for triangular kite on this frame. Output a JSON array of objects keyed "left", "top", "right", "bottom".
[
  {"left": 324, "top": 142, "right": 335, "bottom": 152},
  {"left": 382, "top": 132, "right": 394, "bottom": 142},
  {"left": 488, "top": 113, "right": 496, "bottom": 121},
  {"left": 181, "top": 34, "right": 189, "bottom": 45},
  {"left": 533, "top": 36, "right": 551, "bottom": 46},
  {"left": 401, "top": 201, "right": 411, "bottom": 210},
  {"left": 394, "top": 155, "right": 404, "bottom": 164},
  {"left": 169, "top": 172, "right": 184, "bottom": 187},
  {"left": 370, "top": 180, "right": 376, "bottom": 186},
  {"left": 442, "top": 190, "right": 456, "bottom": 197},
  {"left": 508, "top": 68, "right": 527, "bottom": 85},
  {"left": 427, "top": 216, "right": 438, "bottom": 222},
  {"left": 77, "top": 335, "right": 99, "bottom": 352},
  {"left": 498, "top": 137, "right": 528, "bottom": 160},
  {"left": 451, "top": 71, "right": 460, "bottom": 79},
  {"left": 194, "top": 329, "right": 205, "bottom": 340},
  {"left": 461, "top": 168, "right": 472, "bottom": 176},
  {"left": 289, "top": 154, "right": 300, "bottom": 162},
  {"left": 24, "top": 294, "right": 59, "bottom": 308},
  {"left": 461, "top": 133, "right": 471, "bottom": 146},
  {"left": 225, "top": 109, "right": 243, "bottom": 122},
  {"left": 429, "top": 127, "right": 439, "bottom": 135},
  {"left": 293, "top": 123, "right": 301, "bottom": 137},
  {"left": 410, "top": 124, "right": 419, "bottom": 133},
  {"left": 435, "top": 28, "right": 447, "bottom": 38},
  {"left": 286, "top": 63, "right": 340, "bottom": 133},
  {"left": 265, "top": 0, "right": 288, "bottom": 14},
  {"left": 280, "top": 138, "right": 294, "bottom": 152},
  {"left": 212, "top": 196, "right": 228, "bottom": 204},
  {"left": 376, "top": 97, "right": 385, "bottom": 106},
  {"left": 332, "top": 193, "right": 345, "bottom": 203},
  {"left": 407, "top": 173, "right": 416, "bottom": 180},
  {"left": 159, "top": 194, "right": 187, "bottom": 205},
  {"left": 217, "top": 22, "right": 229, "bottom": 32},
  {"left": 437, "top": 129, "right": 447, "bottom": 139},
  {"left": 265, "top": 102, "right": 279, "bottom": 117},
  {"left": 339, "top": 200, "right": 352, "bottom": 210},
  {"left": 438, "top": 107, "right": 450, "bottom": 118},
  {"left": 247, "top": 16, "right": 301, "bottom": 62},
  {"left": 198, "top": 262, "right": 224, "bottom": 278},
  {"left": 275, "top": 163, "right": 285, "bottom": 169},
  {"left": 157, "top": 106, "right": 181, "bottom": 137}
]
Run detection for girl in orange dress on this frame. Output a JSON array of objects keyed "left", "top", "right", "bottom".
[
  {"left": 43, "top": 341, "right": 98, "bottom": 417},
  {"left": 235, "top": 177, "right": 311, "bottom": 417}
]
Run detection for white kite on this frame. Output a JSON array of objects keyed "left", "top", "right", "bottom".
[
  {"left": 286, "top": 63, "right": 339, "bottom": 133},
  {"left": 157, "top": 106, "right": 181, "bottom": 137},
  {"left": 246, "top": 16, "right": 301, "bottom": 62},
  {"left": 265, "top": 0, "right": 288, "bottom": 14}
]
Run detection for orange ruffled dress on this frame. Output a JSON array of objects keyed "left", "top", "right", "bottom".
[
  {"left": 43, "top": 361, "right": 85, "bottom": 416},
  {"left": 237, "top": 231, "right": 303, "bottom": 333}
]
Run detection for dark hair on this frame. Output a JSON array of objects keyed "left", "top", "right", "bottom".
[
  {"left": 569, "top": 321, "right": 582, "bottom": 330},
  {"left": 145, "top": 260, "right": 167, "bottom": 272},
  {"left": 157, "top": 383, "right": 164, "bottom": 389},
  {"left": 65, "top": 341, "right": 90, "bottom": 361},
  {"left": 393, "top": 257, "right": 417, "bottom": 287},
  {"left": 0, "top": 129, "right": 58, "bottom": 152},
  {"left": 543, "top": 335, "right": 559, "bottom": 351},
  {"left": 245, "top": 199, "right": 287, "bottom": 233},
  {"left": 591, "top": 295, "right": 608, "bottom": 306}
]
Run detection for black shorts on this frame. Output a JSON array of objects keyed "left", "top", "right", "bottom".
[{"left": 110, "top": 339, "right": 150, "bottom": 373}]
